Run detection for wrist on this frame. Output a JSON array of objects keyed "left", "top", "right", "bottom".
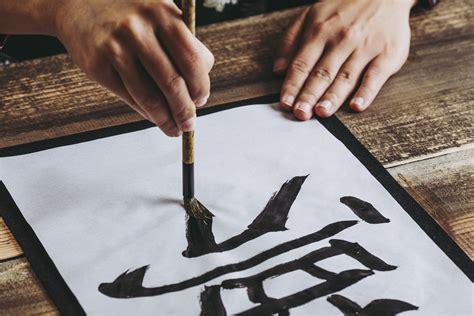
[
  {"left": 30, "top": 0, "right": 62, "bottom": 36},
  {"left": 0, "top": 0, "right": 60, "bottom": 36}
]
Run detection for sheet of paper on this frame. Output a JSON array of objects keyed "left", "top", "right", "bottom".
[{"left": 0, "top": 103, "right": 471, "bottom": 315}]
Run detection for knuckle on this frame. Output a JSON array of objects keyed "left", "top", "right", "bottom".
[
  {"left": 185, "top": 40, "right": 214, "bottom": 73},
  {"left": 335, "top": 69, "right": 354, "bottom": 82},
  {"left": 82, "top": 57, "right": 101, "bottom": 76},
  {"left": 102, "top": 41, "right": 124, "bottom": 66},
  {"left": 290, "top": 58, "right": 312, "bottom": 76},
  {"left": 360, "top": 83, "right": 376, "bottom": 95},
  {"left": 366, "top": 66, "right": 384, "bottom": 81},
  {"left": 280, "top": 34, "right": 296, "bottom": 48},
  {"left": 282, "top": 80, "right": 301, "bottom": 94},
  {"left": 164, "top": 75, "right": 186, "bottom": 95},
  {"left": 308, "top": 21, "right": 328, "bottom": 37},
  {"left": 298, "top": 92, "right": 318, "bottom": 104},
  {"left": 115, "top": 15, "right": 147, "bottom": 44},
  {"left": 280, "top": 26, "right": 300, "bottom": 47},
  {"left": 324, "top": 91, "right": 339, "bottom": 103},
  {"left": 115, "top": 16, "right": 136, "bottom": 37},
  {"left": 310, "top": 67, "right": 334, "bottom": 83},
  {"left": 157, "top": 117, "right": 175, "bottom": 131},
  {"left": 204, "top": 49, "right": 215, "bottom": 71},
  {"left": 183, "top": 50, "right": 206, "bottom": 75},
  {"left": 360, "top": 76, "right": 378, "bottom": 94},
  {"left": 189, "top": 83, "right": 209, "bottom": 101},
  {"left": 337, "top": 25, "right": 360, "bottom": 42},
  {"left": 135, "top": 95, "right": 159, "bottom": 109},
  {"left": 173, "top": 104, "right": 195, "bottom": 123}
]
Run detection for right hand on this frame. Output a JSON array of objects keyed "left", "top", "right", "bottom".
[{"left": 54, "top": 0, "right": 214, "bottom": 137}]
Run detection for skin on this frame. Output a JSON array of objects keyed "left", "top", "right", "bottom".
[
  {"left": 275, "top": 0, "right": 417, "bottom": 120},
  {"left": 0, "top": 0, "right": 214, "bottom": 137},
  {"left": 0, "top": 0, "right": 416, "bottom": 135}
]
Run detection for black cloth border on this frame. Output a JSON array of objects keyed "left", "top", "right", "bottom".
[
  {"left": 0, "top": 95, "right": 472, "bottom": 315},
  {"left": 0, "top": 182, "right": 85, "bottom": 315}
]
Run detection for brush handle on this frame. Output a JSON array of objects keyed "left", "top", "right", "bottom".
[
  {"left": 182, "top": 0, "right": 196, "bottom": 199},
  {"left": 183, "top": 131, "right": 194, "bottom": 199},
  {"left": 181, "top": 0, "right": 196, "bottom": 35}
]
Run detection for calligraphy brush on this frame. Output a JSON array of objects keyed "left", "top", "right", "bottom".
[{"left": 182, "top": 0, "right": 213, "bottom": 220}]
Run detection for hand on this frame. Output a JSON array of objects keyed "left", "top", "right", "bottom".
[
  {"left": 54, "top": 0, "right": 214, "bottom": 136},
  {"left": 274, "top": 0, "right": 415, "bottom": 120}
]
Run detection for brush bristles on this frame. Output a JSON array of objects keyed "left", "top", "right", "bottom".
[{"left": 184, "top": 197, "right": 214, "bottom": 220}]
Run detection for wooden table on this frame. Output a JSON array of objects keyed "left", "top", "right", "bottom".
[{"left": 0, "top": 1, "right": 472, "bottom": 313}]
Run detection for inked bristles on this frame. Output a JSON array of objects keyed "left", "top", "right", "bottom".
[{"left": 184, "top": 197, "right": 214, "bottom": 220}]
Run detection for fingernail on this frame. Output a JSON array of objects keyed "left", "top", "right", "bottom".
[
  {"left": 295, "top": 102, "right": 312, "bottom": 114},
  {"left": 352, "top": 97, "right": 365, "bottom": 108},
  {"left": 282, "top": 95, "right": 295, "bottom": 107},
  {"left": 317, "top": 100, "right": 333, "bottom": 111},
  {"left": 195, "top": 95, "right": 209, "bottom": 108},
  {"left": 273, "top": 58, "right": 288, "bottom": 72},
  {"left": 181, "top": 117, "right": 196, "bottom": 131}
]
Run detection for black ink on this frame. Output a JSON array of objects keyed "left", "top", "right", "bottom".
[
  {"left": 327, "top": 294, "right": 418, "bottom": 315},
  {"left": 98, "top": 220, "right": 358, "bottom": 298},
  {"left": 327, "top": 293, "right": 362, "bottom": 314},
  {"left": 340, "top": 196, "right": 390, "bottom": 224},
  {"left": 236, "top": 269, "right": 374, "bottom": 316},
  {"left": 99, "top": 265, "right": 149, "bottom": 299},
  {"left": 183, "top": 176, "right": 308, "bottom": 257},
  {"left": 200, "top": 285, "right": 227, "bottom": 316},
  {"left": 329, "top": 239, "right": 397, "bottom": 271},
  {"left": 219, "top": 239, "right": 396, "bottom": 314},
  {"left": 221, "top": 239, "right": 395, "bottom": 294},
  {"left": 248, "top": 175, "right": 308, "bottom": 231},
  {"left": 183, "top": 216, "right": 219, "bottom": 257},
  {"left": 221, "top": 246, "right": 342, "bottom": 296},
  {"left": 362, "top": 299, "right": 419, "bottom": 315}
]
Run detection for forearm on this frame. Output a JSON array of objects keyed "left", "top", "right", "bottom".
[{"left": 0, "top": 0, "right": 58, "bottom": 35}]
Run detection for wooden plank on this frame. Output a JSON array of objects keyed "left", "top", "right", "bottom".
[
  {"left": 0, "top": 218, "right": 23, "bottom": 261},
  {"left": 0, "top": 0, "right": 473, "bottom": 167},
  {"left": 389, "top": 148, "right": 474, "bottom": 260},
  {"left": 0, "top": 7, "right": 300, "bottom": 150},
  {"left": 0, "top": 1, "right": 472, "bottom": 314},
  {"left": 0, "top": 257, "right": 58, "bottom": 315}
]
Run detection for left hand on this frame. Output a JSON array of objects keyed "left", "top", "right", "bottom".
[{"left": 274, "top": 0, "right": 416, "bottom": 120}]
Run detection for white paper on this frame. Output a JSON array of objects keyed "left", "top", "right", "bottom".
[{"left": 0, "top": 103, "right": 471, "bottom": 315}]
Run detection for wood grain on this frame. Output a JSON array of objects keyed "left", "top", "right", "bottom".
[
  {"left": 1, "top": 0, "right": 472, "bottom": 166},
  {"left": 0, "top": 0, "right": 472, "bottom": 313},
  {"left": 0, "top": 257, "right": 57, "bottom": 315},
  {"left": 0, "top": 7, "right": 298, "bottom": 150},
  {"left": 0, "top": 219, "right": 23, "bottom": 262},
  {"left": 389, "top": 148, "right": 474, "bottom": 260}
]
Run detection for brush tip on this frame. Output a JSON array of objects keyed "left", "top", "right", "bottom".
[{"left": 184, "top": 197, "right": 214, "bottom": 220}]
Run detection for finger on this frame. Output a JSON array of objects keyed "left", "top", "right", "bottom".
[
  {"left": 349, "top": 54, "right": 397, "bottom": 112},
  {"left": 314, "top": 51, "right": 373, "bottom": 118},
  {"left": 107, "top": 42, "right": 181, "bottom": 137},
  {"left": 279, "top": 31, "right": 326, "bottom": 111},
  {"left": 273, "top": 8, "right": 310, "bottom": 74},
  {"left": 125, "top": 22, "right": 196, "bottom": 132},
  {"left": 157, "top": 17, "right": 214, "bottom": 106},
  {"left": 92, "top": 64, "right": 151, "bottom": 121},
  {"left": 292, "top": 46, "right": 354, "bottom": 121}
]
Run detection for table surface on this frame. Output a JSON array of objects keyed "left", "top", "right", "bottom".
[{"left": 0, "top": 1, "right": 472, "bottom": 314}]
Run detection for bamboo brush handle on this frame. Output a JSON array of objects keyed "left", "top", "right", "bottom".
[
  {"left": 183, "top": 131, "right": 194, "bottom": 164},
  {"left": 182, "top": 0, "right": 196, "bottom": 165},
  {"left": 181, "top": 0, "right": 196, "bottom": 35},
  {"left": 182, "top": 0, "right": 196, "bottom": 199}
]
